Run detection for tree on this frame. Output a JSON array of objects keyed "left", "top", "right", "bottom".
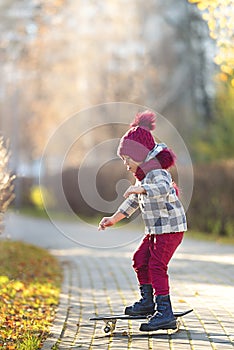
[
  {"left": 188, "top": 0, "right": 234, "bottom": 85},
  {"left": 192, "top": 83, "right": 234, "bottom": 162},
  {"left": 0, "top": 0, "right": 224, "bottom": 164}
]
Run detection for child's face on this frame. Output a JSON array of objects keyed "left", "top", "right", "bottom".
[{"left": 122, "top": 155, "right": 141, "bottom": 173}]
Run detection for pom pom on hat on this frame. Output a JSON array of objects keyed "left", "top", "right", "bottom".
[
  {"left": 156, "top": 148, "right": 176, "bottom": 169},
  {"left": 130, "top": 110, "right": 156, "bottom": 131},
  {"left": 117, "top": 110, "right": 156, "bottom": 162}
]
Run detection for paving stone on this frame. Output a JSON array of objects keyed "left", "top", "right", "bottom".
[
  {"left": 41, "top": 236, "right": 234, "bottom": 350},
  {"left": 4, "top": 214, "right": 234, "bottom": 349}
]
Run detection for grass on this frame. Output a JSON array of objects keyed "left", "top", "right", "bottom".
[
  {"left": 186, "top": 230, "right": 234, "bottom": 245},
  {"left": 17, "top": 207, "right": 49, "bottom": 220},
  {"left": 0, "top": 240, "right": 62, "bottom": 350},
  {"left": 18, "top": 206, "right": 79, "bottom": 222}
]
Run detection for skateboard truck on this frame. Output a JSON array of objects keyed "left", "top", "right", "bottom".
[{"left": 103, "top": 319, "right": 117, "bottom": 333}]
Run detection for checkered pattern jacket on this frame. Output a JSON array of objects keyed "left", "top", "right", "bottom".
[{"left": 118, "top": 169, "right": 187, "bottom": 234}]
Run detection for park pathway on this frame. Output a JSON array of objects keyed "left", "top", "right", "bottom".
[{"left": 4, "top": 213, "right": 234, "bottom": 350}]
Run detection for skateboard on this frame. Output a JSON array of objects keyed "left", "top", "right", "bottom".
[{"left": 90, "top": 309, "right": 193, "bottom": 334}]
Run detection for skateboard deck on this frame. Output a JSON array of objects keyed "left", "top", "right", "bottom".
[{"left": 90, "top": 309, "right": 193, "bottom": 334}]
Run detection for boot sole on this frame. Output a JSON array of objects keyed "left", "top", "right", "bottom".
[
  {"left": 125, "top": 310, "right": 154, "bottom": 316},
  {"left": 125, "top": 307, "right": 154, "bottom": 317},
  {"left": 140, "top": 320, "right": 177, "bottom": 332}
]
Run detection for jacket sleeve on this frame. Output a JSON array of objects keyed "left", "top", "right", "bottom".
[
  {"left": 117, "top": 194, "right": 139, "bottom": 218},
  {"left": 141, "top": 170, "right": 171, "bottom": 198}
]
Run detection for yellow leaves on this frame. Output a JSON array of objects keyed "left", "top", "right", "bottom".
[
  {"left": 30, "top": 185, "right": 55, "bottom": 210},
  {"left": 189, "top": 0, "right": 233, "bottom": 6},
  {"left": 0, "top": 276, "right": 9, "bottom": 285},
  {"left": 219, "top": 17, "right": 227, "bottom": 29},
  {"left": 12, "top": 281, "right": 24, "bottom": 292},
  {"left": 0, "top": 279, "right": 60, "bottom": 348},
  {"left": 221, "top": 64, "right": 233, "bottom": 75},
  {"left": 188, "top": 0, "right": 234, "bottom": 83},
  {"left": 0, "top": 241, "right": 62, "bottom": 348},
  {"left": 208, "top": 18, "right": 216, "bottom": 32},
  {"left": 202, "top": 13, "right": 210, "bottom": 20},
  {"left": 197, "top": 1, "right": 210, "bottom": 10},
  {"left": 30, "top": 186, "right": 44, "bottom": 210}
]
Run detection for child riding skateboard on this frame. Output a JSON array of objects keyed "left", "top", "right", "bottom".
[{"left": 98, "top": 110, "right": 187, "bottom": 332}]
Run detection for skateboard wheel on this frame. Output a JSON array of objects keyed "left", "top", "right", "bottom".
[
  {"left": 168, "top": 320, "right": 180, "bottom": 334},
  {"left": 103, "top": 325, "right": 111, "bottom": 333}
]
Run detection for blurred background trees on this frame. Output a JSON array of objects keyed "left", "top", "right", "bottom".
[{"left": 0, "top": 0, "right": 233, "bottom": 237}]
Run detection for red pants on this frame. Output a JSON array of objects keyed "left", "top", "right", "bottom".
[{"left": 132, "top": 232, "right": 184, "bottom": 296}]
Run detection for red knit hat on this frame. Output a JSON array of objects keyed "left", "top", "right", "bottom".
[{"left": 117, "top": 110, "right": 156, "bottom": 162}]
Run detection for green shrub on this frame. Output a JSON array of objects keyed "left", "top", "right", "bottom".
[{"left": 187, "top": 160, "right": 234, "bottom": 237}]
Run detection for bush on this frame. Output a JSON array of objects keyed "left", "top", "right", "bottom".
[
  {"left": 187, "top": 160, "right": 234, "bottom": 237},
  {"left": 18, "top": 158, "right": 234, "bottom": 238},
  {"left": 61, "top": 159, "right": 132, "bottom": 217}
]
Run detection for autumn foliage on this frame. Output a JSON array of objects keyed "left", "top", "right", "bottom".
[
  {"left": 0, "top": 241, "right": 62, "bottom": 349},
  {"left": 188, "top": 0, "right": 234, "bottom": 84},
  {"left": 0, "top": 137, "right": 15, "bottom": 234}
]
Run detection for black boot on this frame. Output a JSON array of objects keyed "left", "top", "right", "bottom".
[
  {"left": 140, "top": 294, "right": 177, "bottom": 331},
  {"left": 125, "top": 284, "right": 155, "bottom": 316}
]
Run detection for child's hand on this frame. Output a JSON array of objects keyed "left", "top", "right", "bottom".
[
  {"left": 98, "top": 212, "right": 126, "bottom": 231},
  {"left": 123, "top": 185, "right": 146, "bottom": 198},
  {"left": 98, "top": 217, "right": 115, "bottom": 231}
]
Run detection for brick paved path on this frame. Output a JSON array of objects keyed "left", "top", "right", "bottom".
[
  {"left": 42, "top": 241, "right": 234, "bottom": 349},
  {"left": 4, "top": 214, "right": 234, "bottom": 349}
]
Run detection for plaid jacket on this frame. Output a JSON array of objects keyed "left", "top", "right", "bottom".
[{"left": 118, "top": 169, "right": 187, "bottom": 234}]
